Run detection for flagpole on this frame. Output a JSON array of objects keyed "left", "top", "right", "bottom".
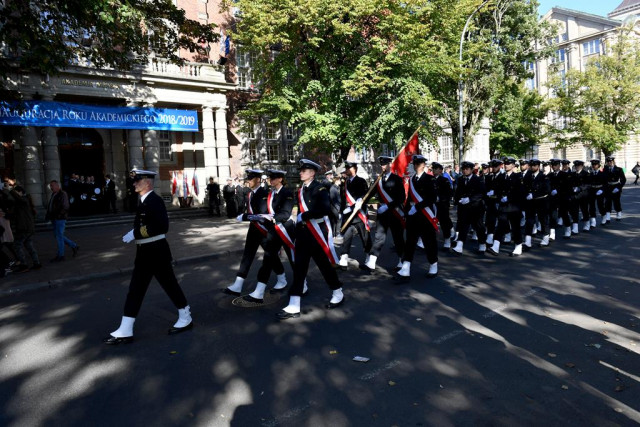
[{"left": 339, "top": 126, "right": 422, "bottom": 234}]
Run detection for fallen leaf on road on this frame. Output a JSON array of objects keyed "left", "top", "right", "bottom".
[
  {"left": 439, "top": 384, "right": 444, "bottom": 389},
  {"left": 548, "top": 353, "right": 557, "bottom": 358},
  {"left": 170, "top": 351, "right": 177, "bottom": 355},
  {"left": 388, "top": 381, "right": 396, "bottom": 386},
  {"left": 329, "top": 350, "right": 338, "bottom": 355},
  {"left": 561, "top": 385, "right": 568, "bottom": 390},
  {"left": 565, "top": 362, "right": 575, "bottom": 368},
  {"left": 615, "top": 385, "right": 626, "bottom": 392}
]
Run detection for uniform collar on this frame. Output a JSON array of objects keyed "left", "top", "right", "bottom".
[{"left": 140, "top": 190, "right": 153, "bottom": 203}]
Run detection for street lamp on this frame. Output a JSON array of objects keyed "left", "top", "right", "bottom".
[{"left": 458, "top": 0, "right": 491, "bottom": 166}]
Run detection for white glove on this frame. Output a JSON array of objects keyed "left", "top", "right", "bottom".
[
  {"left": 236, "top": 214, "right": 244, "bottom": 222},
  {"left": 526, "top": 193, "right": 533, "bottom": 200},
  {"left": 551, "top": 189, "right": 557, "bottom": 196},
  {"left": 122, "top": 229, "right": 135, "bottom": 244},
  {"left": 342, "top": 207, "right": 352, "bottom": 215},
  {"left": 248, "top": 214, "right": 264, "bottom": 222},
  {"left": 500, "top": 196, "right": 508, "bottom": 203},
  {"left": 296, "top": 213, "right": 303, "bottom": 223},
  {"left": 408, "top": 206, "right": 417, "bottom": 216},
  {"left": 354, "top": 199, "right": 363, "bottom": 210},
  {"left": 612, "top": 188, "right": 620, "bottom": 194},
  {"left": 459, "top": 197, "right": 470, "bottom": 205},
  {"left": 377, "top": 204, "right": 389, "bottom": 214},
  {"left": 573, "top": 187, "right": 579, "bottom": 193},
  {"left": 260, "top": 213, "right": 274, "bottom": 222},
  {"left": 596, "top": 189, "right": 603, "bottom": 196},
  {"left": 486, "top": 190, "right": 494, "bottom": 197}
]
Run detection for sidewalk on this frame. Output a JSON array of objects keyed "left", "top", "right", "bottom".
[{"left": 1, "top": 215, "right": 250, "bottom": 297}]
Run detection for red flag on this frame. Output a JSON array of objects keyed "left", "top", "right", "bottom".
[
  {"left": 391, "top": 131, "right": 420, "bottom": 195},
  {"left": 171, "top": 171, "right": 177, "bottom": 195}
]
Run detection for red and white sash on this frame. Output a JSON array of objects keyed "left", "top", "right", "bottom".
[
  {"left": 267, "top": 190, "right": 295, "bottom": 255},
  {"left": 408, "top": 177, "right": 439, "bottom": 231},
  {"left": 298, "top": 186, "right": 340, "bottom": 264},
  {"left": 247, "top": 191, "right": 268, "bottom": 236},
  {"left": 345, "top": 187, "right": 370, "bottom": 231},
  {"left": 377, "top": 177, "right": 406, "bottom": 228}
]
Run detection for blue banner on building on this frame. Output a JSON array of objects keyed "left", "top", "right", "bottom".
[{"left": 0, "top": 101, "right": 198, "bottom": 132}]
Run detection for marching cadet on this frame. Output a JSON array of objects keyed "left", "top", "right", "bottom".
[
  {"left": 602, "top": 156, "right": 626, "bottom": 222},
  {"left": 485, "top": 159, "right": 503, "bottom": 246},
  {"left": 338, "top": 161, "right": 372, "bottom": 269},
  {"left": 277, "top": 159, "right": 343, "bottom": 319},
  {"left": 366, "top": 156, "right": 406, "bottom": 272},
  {"left": 547, "top": 159, "right": 570, "bottom": 241},
  {"left": 432, "top": 162, "right": 454, "bottom": 250},
  {"left": 561, "top": 159, "right": 571, "bottom": 173},
  {"left": 522, "top": 159, "right": 551, "bottom": 248},
  {"left": 568, "top": 160, "right": 591, "bottom": 233},
  {"left": 223, "top": 169, "right": 283, "bottom": 296},
  {"left": 243, "top": 169, "right": 298, "bottom": 303},
  {"left": 104, "top": 170, "right": 192, "bottom": 345},
  {"left": 588, "top": 159, "right": 607, "bottom": 227},
  {"left": 396, "top": 155, "right": 439, "bottom": 281},
  {"left": 452, "top": 160, "right": 487, "bottom": 255},
  {"left": 519, "top": 159, "right": 530, "bottom": 175},
  {"left": 487, "top": 157, "right": 524, "bottom": 256}
]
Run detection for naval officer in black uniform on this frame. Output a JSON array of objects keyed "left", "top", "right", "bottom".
[
  {"left": 277, "top": 159, "right": 344, "bottom": 319},
  {"left": 104, "top": 170, "right": 192, "bottom": 345},
  {"left": 338, "top": 161, "right": 372, "bottom": 269}
]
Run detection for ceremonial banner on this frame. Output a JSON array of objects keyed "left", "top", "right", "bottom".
[{"left": 0, "top": 101, "right": 198, "bottom": 131}]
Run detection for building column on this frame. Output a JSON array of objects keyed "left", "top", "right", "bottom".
[
  {"left": 21, "top": 126, "right": 44, "bottom": 208},
  {"left": 214, "top": 107, "right": 230, "bottom": 181},
  {"left": 143, "top": 125, "right": 160, "bottom": 193},
  {"left": 202, "top": 106, "right": 218, "bottom": 182},
  {"left": 42, "top": 127, "right": 60, "bottom": 204},
  {"left": 127, "top": 100, "right": 144, "bottom": 170}
]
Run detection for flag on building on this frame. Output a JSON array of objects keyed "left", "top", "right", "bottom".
[
  {"left": 171, "top": 171, "right": 177, "bottom": 195},
  {"left": 192, "top": 169, "right": 199, "bottom": 196}
]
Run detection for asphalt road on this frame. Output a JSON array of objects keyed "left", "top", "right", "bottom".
[{"left": 1, "top": 186, "right": 639, "bottom": 427}]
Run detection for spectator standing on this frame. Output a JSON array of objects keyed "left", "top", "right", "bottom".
[
  {"left": 207, "top": 177, "right": 221, "bottom": 216},
  {"left": 222, "top": 178, "right": 237, "bottom": 218},
  {"left": 46, "top": 180, "right": 79, "bottom": 262},
  {"left": 104, "top": 174, "right": 117, "bottom": 213},
  {"left": 126, "top": 171, "right": 137, "bottom": 212},
  {"left": 9, "top": 185, "right": 40, "bottom": 272},
  {"left": 632, "top": 161, "right": 639, "bottom": 185}
]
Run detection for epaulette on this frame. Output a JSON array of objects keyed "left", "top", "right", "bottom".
[{"left": 318, "top": 187, "right": 326, "bottom": 191}]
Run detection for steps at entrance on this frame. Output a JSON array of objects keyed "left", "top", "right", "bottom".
[{"left": 35, "top": 207, "right": 210, "bottom": 231}]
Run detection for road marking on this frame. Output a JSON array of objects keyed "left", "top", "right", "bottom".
[{"left": 359, "top": 360, "right": 401, "bottom": 380}]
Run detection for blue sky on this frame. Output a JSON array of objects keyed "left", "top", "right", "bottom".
[{"left": 537, "top": 0, "right": 620, "bottom": 18}]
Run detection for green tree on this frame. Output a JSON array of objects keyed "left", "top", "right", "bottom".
[
  {"left": 433, "top": 0, "right": 554, "bottom": 164},
  {"left": 489, "top": 82, "right": 548, "bottom": 158},
  {"left": 226, "top": 0, "right": 460, "bottom": 156},
  {"left": 0, "top": 0, "right": 218, "bottom": 92},
  {"left": 546, "top": 26, "right": 640, "bottom": 156}
]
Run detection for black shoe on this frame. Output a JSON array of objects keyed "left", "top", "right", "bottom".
[
  {"left": 425, "top": 271, "right": 438, "bottom": 279},
  {"left": 103, "top": 335, "right": 134, "bottom": 345},
  {"left": 50, "top": 256, "right": 65, "bottom": 263},
  {"left": 276, "top": 310, "right": 301, "bottom": 320},
  {"left": 326, "top": 298, "right": 344, "bottom": 309},
  {"left": 168, "top": 322, "right": 193, "bottom": 335},
  {"left": 222, "top": 288, "right": 241, "bottom": 296},
  {"left": 392, "top": 266, "right": 402, "bottom": 273},
  {"left": 359, "top": 264, "right": 374, "bottom": 273},
  {"left": 394, "top": 275, "right": 411, "bottom": 284},
  {"left": 72, "top": 246, "right": 79, "bottom": 257},
  {"left": 270, "top": 286, "right": 287, "bottom": 294},
  {"left": 13, "top": 264, "right": 29, "bottom": 273},
  {"left": 32, "top": 263, "right": 42, "bottom": 270},
  {"left": 242, "top": 295, "right": 264, "bottom": 304},
  {"left": 487, "top": 247, "right": 499, "bottom": 256}
]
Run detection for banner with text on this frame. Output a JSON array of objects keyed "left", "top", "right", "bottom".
[{"left": 0, "top": 101, "right": 198, "bottom": 131}]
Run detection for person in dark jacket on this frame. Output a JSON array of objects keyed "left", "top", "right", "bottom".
[
  {"left": 522, "top": 159, "right": 551, "bottom": 248},
  {"left": 323, "top": 171, "right": 341, "bottom": 237},
  {"left": 366, "top": 156, "right": 406, "bottom": 272},
  {"left": 567, "top": 160, "right": 590, "bottom": 234},
  {"left": 206, "top": 177, "right": 221, "bottom": 216},
  {"left": 10, "top": 186, "right": 40, "bottom": 272},
  {"left": 602, "top": 156, "right": 626, "bottom": 222},
  {"left": 277, "top": 159, "right": 343, "bottom": 320},
  {"left": 103, "top": 174, "right": 117, "bottom": 214},
  {"left": 452, "top": 161, "right": 487, "bottom": 255},
  {"left": 432, "top": 162, "right": 453, "bottom": 250},
  {"left": 104, "top": 170, "right": 192, "bottom": 345},
  {"left": 222, "top": 178, "right": 238, "bottom": 218},
  {"left": 46, "top": 180, "right": 79, "bottom": 262},
  {"left": 588, "top": 159, "right": 607, "bottom": 228},
  {"left": 487, "top": 157, "right": 524, "bottom": 257},
  {"left": 338, "top": 162, "right": 372, "bottom": 269},
  {"left": 546, "top": 159, "right": 570, "bottom": 241}
]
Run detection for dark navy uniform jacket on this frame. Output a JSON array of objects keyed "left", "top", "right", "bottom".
[
  {"left": 454, "top": 174, "right": 485, "bottom": 206},
  {"left": 134, "top": 191, "right": 169, "bottom": 239},
  {"left": 240, "top": 186, "right": 269, "bottom": 220},
  {"left": 375, "top": 172, "right": 406, "bottom": 211},
  {"left": 405, "top": 172, "right": 437, "bottom": 212},
  {"left": 299, "top": 180, "right": 331, "bottom": 222},
  {"left": 602, "top": 166, "right": 626, "bottom": 191},
  {"left": 522, "top": 171, "right": 550, "bottom": 199}
]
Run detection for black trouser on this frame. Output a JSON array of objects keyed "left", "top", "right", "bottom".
[
  {"left": 436, "top": 202, "right": 452, "bottom": 239},
  {"left": 456, "top": 204, "right": 486, "bottom": 243},
  {"left": 569, "top": 196, "right": 589, "bottom": 223},
  {"left": 371, "top": 211, "right": 405, "bottom": 257},
  {"left": 525, "top": 198, "right": 549, "bottom": 235},
  {"left": 549, "top": 197, "right": 562, "bottom": 227},
  {"left": 209, "top": 201, "right": 221, "bottom": 216},
  {"left": 124, "top": 239, "right": 188, "bottom": 317},
  {"left": 605, "top": 188, "right": 622, "bottom": 212},
  {"left": 224, "top": 198, "right": 237, "bottom": 217},
  {"left": 485, "top": 199, "right": 499, "bottom": 234},
  {"left": 558, "top": 200, "right": 572, "bottom": 225},
  {"left": 495, "top": 209, "right": 523, "bottom": 245},
  {"left": 257, "top": 231, "right": 294, "bottom": 283},
  {"left": 341, "top": 220, "right": 372, "bottom": 256},
  {"left": 588, "top": 189, "right": 606, "bottom": 217},
  {"left": 289, "top": 223, "right": 342, "bottom": 297},
  {"left": 236, "top": 225, "right": 283, "bottom": 279},
  {"left": 403, "top": 213, "right": 438, "bottom": 264}
]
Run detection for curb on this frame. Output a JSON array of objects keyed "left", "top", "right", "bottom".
[{"left": 0, "top": 248, "right": 246, "bottom": 298}]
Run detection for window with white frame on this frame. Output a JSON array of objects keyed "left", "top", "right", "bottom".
[
  {"left": 583, "top": 39, "right": 601, "bottom": 56},
  {"left": 158, "top": 130, "right": 172, "bottom": 161},
  {"left": 286, "top": 144, "right": 297, "bottom": 162},
  {"left": 355, "top": 148, "right": 371, "bottom": 162},
  {"left": 236, "top": 47, "right": 255, "bottom": 90},
  {"left": 284, "top": 124, "right": 296, "bottom": 141},
  {"left": 550, "top": 48, "right": 565, "bottom": 64},
  {"left": 265, "top": 122, "right": 278, "bottom": 140},
  {"left": 248, "top": 141, "right": 258, "bottom": 163},
  {"left": 266, "top": 143, "right": 280, "bottom": 162},
  {"left": 524, "top": 61, "right": 536, "bottom": 90},
  {"left": 440, "top": 135, "right": 453, "bottom": 162}
]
